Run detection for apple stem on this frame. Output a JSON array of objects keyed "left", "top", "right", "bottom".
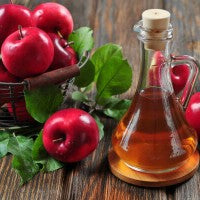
[
  {"left": 68, "top": 41, "right": 74, "bottom": 45},
  {"left": 18, "top": 25, "right": 23, "bottom": 39},
  {"left": 63, "top": 41, "right": 74, "bottom": 48},
  {"left": 89, "top": 108, "right": 95, "bottom": 114},
  {"left": 53, "top": 138, "right": 65, "bottom": 143},
  {"left": 57, "top": 31, "right": 64, "bottom": 39},
  {"left": 10, "top": 0, "right": 13, "bottom": 4},
  {"left": 89, "top": 102, "right": 97, "bottom": 114}
]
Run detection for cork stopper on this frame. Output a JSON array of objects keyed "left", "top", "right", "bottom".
[
  {"left": 142, "top": 9, "right": 170, "bottom": 31},
  {"left": 142, "top": 9, "right": 171, "bottom": 50}
]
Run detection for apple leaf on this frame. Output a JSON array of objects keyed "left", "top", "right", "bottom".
[
  {"left": 8, "top": 135, "right": 40, "bottom": 185},
  {"left": 42, "top": 157, "right": 63, "bottom": 172},
  {"left": 24, "top": 85, "right": 63, "bottom": 123},
  {"left": 32, "top": 131, "right": 48, "bottom": 161},
  {"left": 68, "top": 27, "right": 94, "bottom": 58},
  {"left": 72, "top": 91, "right": 89, "bottom": 103},
  {"left": 103, "top": 99, "right": 131, "bottom": 121},
  {"left": 92, "top": 114, "right": 104, "bottom": 140},
  {"left": 74, "top": 59, "right": 95, "bottom": 88},
  {"left": 101, "top": 97, "right": 122, "bottom": 108},
  {"left": 32, "top": 131, "right": 64, "bottom": 172},
  {"left": 0, "top": 132, "right": 10, "bottom": 158},
  {"left": 91, "top": 43, "right": 123, "bottom": 80},
  {"left": 96, "top": 57, "right": 132, "bottom": 103}
]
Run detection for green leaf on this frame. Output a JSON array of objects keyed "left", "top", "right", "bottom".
[
  {"left": 103, "top": 98, "right": 131, "bottom": 109},
  {"left": 95, "top": 96, "right": 121, "bottom": 106},
  {"left": 12, "top": 156, "right": 39, "bottom": 185},
  {"left": 8, "top": 136, "right": 40, "bottom": 185},
  {"left": 103, "top": 99, "right": 131, "bottom": 121},
  {"left": 32, "top": 131, "right": 64, "bottom": 172},
  {"left": 24, "top": 85, "right": 63, "bottom": 123},
  {"left": 91, "top": 43, "right": 123, "bottom": 80},
  {"left": 74, "top": 59, "right": 95, "bottom": 88},
  {"left": 8, "top": 136, "right": 32, "bottom": 155},
  {"left": 96, "top": 57, "right": 132, "bottom": 102},
  {"left": 92, "top": 114, "right": 104, "bottom": 140},
  {"left": 72, "top": 91, "right": 89, "bottom": 103},
  {"left": 0, "top": 132, "right": 10, "bottom": 158},
  {"left": 42, "top": 157, "right": 63, "bottom": 172},
  {"left": 32, "top": 131, "right": 48, "bottom": 161},
  {"left": 68, "top": 27, "right": 94, "bottom": 57}
]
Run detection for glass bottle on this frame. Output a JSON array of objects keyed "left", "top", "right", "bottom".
[{"left": 111, "top": 10, "right": 199, "bottom": 173}]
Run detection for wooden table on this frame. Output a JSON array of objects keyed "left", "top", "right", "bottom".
[{"left": 1, "top": 0, "right": 200, "bottom": 199}]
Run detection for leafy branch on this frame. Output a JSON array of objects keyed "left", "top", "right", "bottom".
[
  {"left": 0, "top": 27, "right": 133, "bottom": 184},
  {"left": 72, "top": 42, "right": 133, "bottom": 138}
]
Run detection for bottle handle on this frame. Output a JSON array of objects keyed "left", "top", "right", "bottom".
[{"left": 171, "top": 55, "right": 199, "bottom": 109}]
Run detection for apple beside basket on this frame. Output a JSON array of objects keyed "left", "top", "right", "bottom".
[{"left": 0, "top": 52, "right": 89, "bottom": 127}]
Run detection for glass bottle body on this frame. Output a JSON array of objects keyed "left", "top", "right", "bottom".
[
  {"left": 112, "top": 87, "right": 197, "bottom": 172},
  {"left": 111, "top": 22, "right": 198, "bottom": 173}
]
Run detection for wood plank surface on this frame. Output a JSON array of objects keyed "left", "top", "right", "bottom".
[{"left": 0, "top": 0, "right": 200, "bottom": 200}]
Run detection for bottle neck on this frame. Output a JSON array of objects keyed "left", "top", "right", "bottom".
[
  {"left": 134, "top": 20, "right": 173, "bottom": 93},
  {"left": 137, "top": 40, "right": 172, "bottom": 91}
]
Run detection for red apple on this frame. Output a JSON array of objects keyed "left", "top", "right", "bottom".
[
  {"left": 0, "top": 60, "right": 19, "bottom": 83},
  {"left": 48, "top": 33, "right": 78, "bottom": 70},
  {"left": 185, "top": 92, "right": 200, "bottom": 139},
  {"left": 0, "top": 60, "right": 22, "bottom": 105},
  {"left": 170, "top": 64, "right": 190, "bottom": 94},
  {"left": 32, "top": 3, "right": 73, "bottom": 39},
  {"left": 43, "top": 108, "right": 99, "bottom": 163},
  {"left": 148, "top": 52, "right": 190, "bottom": 94},
  {"left": 7, "top": 100, "right": 34, "bottom": 122},
  {"left": 0, "top": 4, "right": 33, "bottom": 47},
  {"left": 148, "top": 51, "right": 165, "bottom": 87},
  {"left": 1, "top": 27, "right": 54, "bottom": 78}
]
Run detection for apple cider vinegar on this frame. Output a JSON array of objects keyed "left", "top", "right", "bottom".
[
  {"left": 112, "top": 87, "right": 197, "bottom": 172},
  {"left": 109, "top": 9, "right": 199, "bottom": 186}
]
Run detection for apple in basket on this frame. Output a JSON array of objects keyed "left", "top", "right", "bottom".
[
  {"left": 47, "top": 33, "right": 78, "bottom": 70},
  {"left": 0, "top": 3, "right": 33, "bottom": 47},
  {"left": 1, "top": 26, "right": 54, "bottom": 78},
  {"left": 32, "top": 2, "right": 73, "bottom": 39}
]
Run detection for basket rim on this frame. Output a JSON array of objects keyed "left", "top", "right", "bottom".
[
  {"left": 0, "top": 51, "right": 90, "bottom": 87},
  {"left": 0, "top": 81, "right": 27, "bottom": 86}
]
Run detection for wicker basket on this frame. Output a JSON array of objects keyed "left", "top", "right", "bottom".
[{"left": 0, "top": 53, "right": 89, "bottom": 127}]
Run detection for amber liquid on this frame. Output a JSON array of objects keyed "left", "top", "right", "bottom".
[{"left": 112, "top": 87, "right": 197, "bottom": 173}]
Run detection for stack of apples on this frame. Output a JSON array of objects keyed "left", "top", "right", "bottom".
[
  {"left": 0, "top": 2, "right": 78, "bottom": 122},
  {"left": 0, "top": 2, "right": 100, "bottom": 163}
]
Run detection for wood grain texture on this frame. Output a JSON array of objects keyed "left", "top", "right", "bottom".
[{"left": 0, "top": 0, "right": 200, "bottom": 200}]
